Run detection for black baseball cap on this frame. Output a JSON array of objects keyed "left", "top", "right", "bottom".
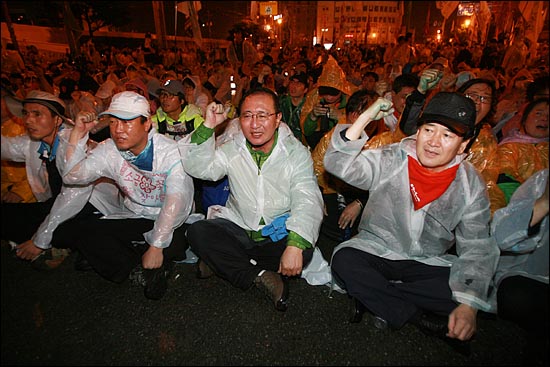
[
  {"left": 318, "top": 86, "right": 341, "bottom": 96},
  {"left": 290, "top": 71, "right": 308, "bottom": 86},
  {"left": 417, "top": 92, "right": 476, "bottom": 138}
]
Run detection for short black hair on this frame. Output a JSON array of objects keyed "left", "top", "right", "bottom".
[
  {"left": 458, "top": 78, "right": 497, "bottom": 125},
  {"left": 392, "top": 73, "right": 419, "bottom": 93},
  {"left": 346, "top": 89, "right": 378, "bottom": 115},
  {"left": 239, "top": 87, "right": 280, "bottom": 114},
  {"left": 362, "top": 71, "right": 379, "bottom": 82},
  {"left": 526, "top": 76, "right": 549, "bottom": 102},
  {"left": 182, "top": 78, "right": 196, "bottom": 89}
]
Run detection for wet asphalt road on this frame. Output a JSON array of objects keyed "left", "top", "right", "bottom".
[{"left": 1, "top": 238, "right": 529, "bottom": 366}]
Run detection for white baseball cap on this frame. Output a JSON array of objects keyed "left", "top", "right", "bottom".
[{"left": 98, "top": 91, "right": 150, "bottom": 120}]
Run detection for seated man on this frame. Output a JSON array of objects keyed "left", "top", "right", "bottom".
[
  {"left": 491, "top": 169, "right": 548, "bottom": 366},
  {"left": 57, "top": 91, "right": 196, "bottom": 300},
  {"left": 324, "top": 92, "right": 499, "bottom": 351},
  {"left": 152, "top": 79, "right": 204, "bottom": 141},
  {"left": 1, "top": 90, "right": 109, "bottom": 270},
  {"left": 299, "top": 55, "right": 356, "bottom": 150},
  {"left": 310, "top": 90, "right": 377, "bottom": 254},
  {"left": 182, "top": 87, "right": 323, "bottom": 312}
]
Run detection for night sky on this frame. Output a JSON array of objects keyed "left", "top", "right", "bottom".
[{"left": 3, "top": 1, "right": 434, "bottom": 42}]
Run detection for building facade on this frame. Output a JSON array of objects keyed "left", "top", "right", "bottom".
[{"left": 316, "top": 1, "right": 405, "bottom": 46}]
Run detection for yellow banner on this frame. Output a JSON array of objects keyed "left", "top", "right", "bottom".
[{"left": 259, "top": 1, "right": 278, "bottom": 16}]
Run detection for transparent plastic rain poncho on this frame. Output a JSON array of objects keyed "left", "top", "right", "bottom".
[
  {"left": 57, "top": 128, "right": 195, "bottom": 249},
  {"left": 1, "top": 131, "right": 119, "bottom": 249},
  {"left": 179, "top": 122, "right": 324, "bottom": 246},
  {"left": 486, "top": 168, "right": 549, "bottom": 313},
  {"left": 324, "top": 125, "right": 500, "bottom": 311}
]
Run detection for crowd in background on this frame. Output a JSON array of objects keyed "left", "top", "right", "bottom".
[{"left": 1, "top": 27, "right": 548, "bottom": 365}]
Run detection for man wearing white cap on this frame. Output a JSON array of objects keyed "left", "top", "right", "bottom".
[{"left": 56, "top": 91, "right": 196, "bottom": 300}]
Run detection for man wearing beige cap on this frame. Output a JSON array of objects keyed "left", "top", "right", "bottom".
[
  {"left": 1, "top": 90, "right": 108, "bottom": 270},
  {"left": 56, "top": 91, "right": 196, "bottom": 300}
]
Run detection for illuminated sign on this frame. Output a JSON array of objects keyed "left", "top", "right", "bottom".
[
  {"left": 259, "top": 1, "right": 278, "bottom": 16},
  {"left": 457, "top": 2, "right": 478, "bottom": 16}
]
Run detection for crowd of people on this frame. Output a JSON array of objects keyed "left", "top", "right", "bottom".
[{"left": 1, "top": 27, "right": 548, "bottom": 365}]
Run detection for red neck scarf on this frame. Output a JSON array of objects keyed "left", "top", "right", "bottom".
[{"left": 408, "top": 156, "right": 459, "bottom": 210}]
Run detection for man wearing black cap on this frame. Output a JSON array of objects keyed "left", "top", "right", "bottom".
[
  {"left": 324, "top": 92, "right": 499, "bottom": 354},
  {"left": 152, "top": 79, "right": 204, "bottom": 141},
  {"left": 279, "top": 71, "right": 309, "bottom": 143},
  {"left": 1, "top": 90, "right": 106, "bottom": 270}
]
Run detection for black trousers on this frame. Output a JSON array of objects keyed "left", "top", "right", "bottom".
[
  {"left": 55, "top": 213, "right": 189, "bottom": 284},
  {"left": 331, "top": 247, "right": 457, "bottom": 329},
  {"left": 497, "top": 275, "right": 548, "bottom": 337},
  {"left": 1, "top": 198, "right": 56, "bottom": 244},
  {"left": 186, "top": 218, "right": 314, "bottom": 290}
]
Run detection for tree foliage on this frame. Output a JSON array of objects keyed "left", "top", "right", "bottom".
[{"left": 69, "top": 1, "right": 131, "bottom": 40}]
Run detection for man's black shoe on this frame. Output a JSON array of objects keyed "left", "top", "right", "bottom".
[
  {"left": 411, "top": 311, "right": 471, "bottom": 356},
  {"left": 410, "top": 311, "right": 448, "bottom": 335},
  {"left": 349, "top": 297, "right": 367, "bottom": 323},
  {"left": 74, "top": 252, "right": 93, "bottom": 272},
  {"left": 143, "top": 266, "right": 169, "bottom": 300},
  {"left": 254, "top": 271, "right": 289, "bottom": 312},
  {"left": 196, "top": 259, "right": 214, "bottom": 279},
  {"left": 372, "top": 315, "right": 389, "bottom": 331},
  {"left": 443, "top": 336, "right": 472, "bottom": 357}
]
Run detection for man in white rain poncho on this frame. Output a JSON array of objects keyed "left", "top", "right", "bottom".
[
  {"left": 1, "top": 90, "right": 117, "bottom": 270},
  {"left": 56, "top": 91, "right": 196, "bottom": 300},
  {"left": 490, "top": 169, "right": 548, "bottom": 365},
  {"left": 182, "top": 87, "right": 323, "bottom": 312},
  {"left": 324, "top": 92, "right": 499, "bottom": 353}
]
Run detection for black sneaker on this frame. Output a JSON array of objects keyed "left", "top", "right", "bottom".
[
  {"left": 128, "top": 264, "right": 146, "bottom": 287},
  {"left": 143, "top": 265, "right": 171, "bottom": 300},
  {"left": 74, "top": 251, "right": 93, "bottom": 272},
  {"left": 410, "top": 311, "right": 471, "bottom": 356},
  {"left": 196, "top": 259, "right": 214, "bottom": 279},
  {"left": 349, "top": 297, "right": 367, "bottom": 323}
]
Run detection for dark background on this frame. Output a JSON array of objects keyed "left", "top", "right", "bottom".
[{"left": 2, "top": 1, "right": 432, "bottom": 41}]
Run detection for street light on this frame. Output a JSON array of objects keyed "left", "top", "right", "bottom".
[{"left": 320, "top": 27, "right": 329, "bottom": 45}]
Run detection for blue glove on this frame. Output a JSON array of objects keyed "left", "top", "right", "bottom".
[{"left": 261, "top": 213, "right": 290, "bottom": 242}]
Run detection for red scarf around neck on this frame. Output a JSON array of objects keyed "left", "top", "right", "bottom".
[{"left": 408, "top": 156, "right": 459, "bottom": 210}]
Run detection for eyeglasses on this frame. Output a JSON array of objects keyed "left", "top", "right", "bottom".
[
  {"left": 240, "top": 112, "right": 277, "bottom": 122},
  {"left": 465, "top": 93, "right": 492, "bottom": 104}
]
